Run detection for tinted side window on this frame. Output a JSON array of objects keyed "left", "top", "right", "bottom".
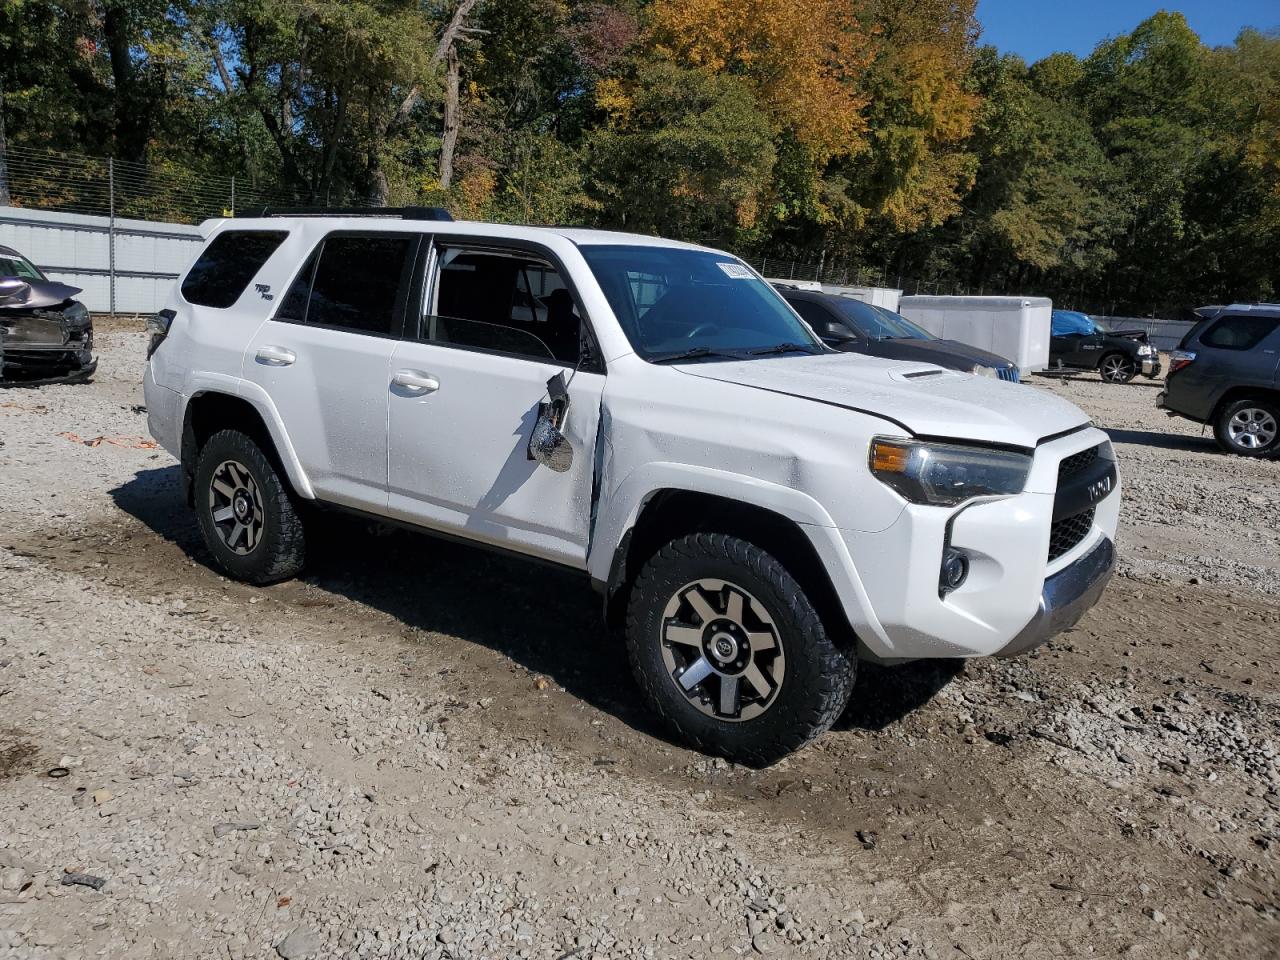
[
  {"left": 181, "top": 231, "right": 287, "bottom": 308},
  {"left": 306, "top": 235, "right": 415, "bottom": 335},
  {"left": 428, "top": 249, "right": 580, "bottom": 365},
  {"left": 276, "top": 251, "right": 319, "bottom": 323},
  {"left": 1200, "top": 316, "right": 1279, "bottom": 351}
]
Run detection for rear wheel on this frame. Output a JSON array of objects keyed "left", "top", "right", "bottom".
[
  {"left": 1214, "top": 398, "right": 1280, "bottom": 458},
  {"left": 1099, "top": 353, "right": 1137, "bottom": 384},
  {"left": 194, "top": 429, "right": 307, "bottom": 583},
  {"left": 624, "top": 533, "right": 856, "bottom": 766}
]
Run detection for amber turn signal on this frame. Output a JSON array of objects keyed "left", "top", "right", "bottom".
[{"left": 870, "top": 440, "right": 911, "bottom": 474}]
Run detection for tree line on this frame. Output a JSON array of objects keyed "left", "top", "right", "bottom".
[{"left": 1, "top": 1, "right": 1277, "bottom": 316}]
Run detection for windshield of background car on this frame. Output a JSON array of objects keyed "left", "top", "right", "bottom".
[
  {"left": 837, "top": 301, "right": 934, "bottom": 341},
  {"left": 578, "top": 245, "right": 823, "bottom": 360},
  {"left": 1052, "top": 311, "right": 1096, "bottom": 336},
  {"left": 0, "top": 254, "right": 46, "bottom": 281}
]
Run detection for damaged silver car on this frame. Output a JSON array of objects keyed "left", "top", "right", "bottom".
[{"left": 0, "top": 244, "right": 96, "bottom": 384}]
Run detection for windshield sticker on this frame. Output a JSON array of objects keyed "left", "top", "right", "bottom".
[{"left": 716, "top": 262, "right": 754, "bottom": 279}]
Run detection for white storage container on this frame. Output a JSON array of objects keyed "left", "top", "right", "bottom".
[{"left": 897, "top": 295, "right": 1052, "bottom": 373}]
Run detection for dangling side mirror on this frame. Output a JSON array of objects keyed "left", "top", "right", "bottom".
[
  {"left": 0, "top": 278, "right": 32, "bottom": 305},
  {"left": 529, "top": 371, "right": 574, "bottom": 473}
]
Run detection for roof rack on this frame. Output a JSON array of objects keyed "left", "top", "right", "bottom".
[{"left": 241, "top": 206, "right": 454, "bottom": 221}]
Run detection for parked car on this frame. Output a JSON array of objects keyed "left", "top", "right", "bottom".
[
  {"left": 777, "top": 287, "right": 1021, "bottom": 381},
  {"left": 1158, "top": 304, "right": 1280, "bottom": 457},
  {"left": 1049, "top": 310, "right": 1160, "bottom": 383},
  {"left": 145, "top": 209, "right": 1120, "bottom": 765},
  {"left": 0, "top": 244, "right": 96, "bottom": 384}
]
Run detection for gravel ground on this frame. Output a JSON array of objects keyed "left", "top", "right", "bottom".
[{"left": 0, "top": 328, "right": 1277, "bottom": 960}]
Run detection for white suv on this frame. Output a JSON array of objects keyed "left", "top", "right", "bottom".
[{"left": 144, "top": 208, "right": 1120, "bottom": 765}]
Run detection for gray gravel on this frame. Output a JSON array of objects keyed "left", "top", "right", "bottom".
[{"left": 0, "top": 329, "right": 1276, "bottom": 959}]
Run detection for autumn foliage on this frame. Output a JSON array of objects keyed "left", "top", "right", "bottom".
[{"left": 1, "top": 1, "right": 1278, "bottom": 311}]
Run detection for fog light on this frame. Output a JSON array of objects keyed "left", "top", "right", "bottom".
[{"left": 940, "top": 548, "right": 969, "bottom": 596}]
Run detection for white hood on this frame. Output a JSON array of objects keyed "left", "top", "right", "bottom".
[{"left": 676, "top": 353, "right": 1090, "bottom": 448}]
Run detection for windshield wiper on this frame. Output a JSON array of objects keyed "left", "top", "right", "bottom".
[
  {"left": 649, "top": 346, "right": 741, "bottom": 364},
  {"left": 748, "top": 342, "right": 815, "bottom": 357}
]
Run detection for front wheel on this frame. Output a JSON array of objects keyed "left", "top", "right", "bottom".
[
  {"left": 1214, "top": 398, "right": 1280, "bottom": 458},
  {"left": 194, "top": 429, "right": 307, "bottom": 584},
  {"left": 1099, "top": 353, "right": 1137, "bottom": 384},
  {"left": 624, "top": 533, "right": 856, "bottom": 766}
]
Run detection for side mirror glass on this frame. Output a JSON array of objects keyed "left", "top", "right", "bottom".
[
  {"left": 529, "top": 415, "right": 573, "bottom": 472},
  {"left": 528, "top": 371, "right": 574, "bottom": 473},
  {"left": 0, "top": 278, "right": 32, "bottom": 304}
]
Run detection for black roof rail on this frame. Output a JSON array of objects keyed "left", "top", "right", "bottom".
[{"left": 240, "top": 206, "right": 454, "bottom": 221}]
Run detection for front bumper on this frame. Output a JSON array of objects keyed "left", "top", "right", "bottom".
[
  {"left": 841, "top": 427, "right": 1121, "bottom": 660},
  {"left": 995, "top": 536, "right": 1115, "bottom": 656},
  {"left": 1, "top": 308, "right": 95, "bottom": 383}
]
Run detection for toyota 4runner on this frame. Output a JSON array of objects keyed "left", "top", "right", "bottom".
[{"left": 144, "top": 208, "right": 1121, "bottom": 765}]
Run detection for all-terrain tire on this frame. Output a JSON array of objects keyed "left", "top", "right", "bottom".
[
  {"left": 624, "top": 533, "right": 856, "bottom": 767},
  {"left": 1213, "top": 397, "right": 1280, "bottom": 458},
  {"left": 193, "top": 429, "right": 307, "bottom": 584},
  {"left": 1098, "top": 353, "right": 1137, "bottom": 384}
]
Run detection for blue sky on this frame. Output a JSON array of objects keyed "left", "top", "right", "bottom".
[{"left": 976, "top": 1, "right": 1279, "bottom": 63}]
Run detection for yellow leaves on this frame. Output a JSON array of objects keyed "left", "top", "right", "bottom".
[
  {"left": 594, "top": 77, "right": 634, "bottom": 124},
  {"left": 454, "top": 168, "right": 497, "bottom": 220},
  {"left": 648, "top": 0, "right": 872, "bottom": 164}
]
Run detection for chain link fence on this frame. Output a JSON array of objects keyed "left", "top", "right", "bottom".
[
  {"left": 0, "top": 145, "right": 300, "bottom": 224},
  {"left": 1, "top": 147, "right": 1178, "bottom": 322}
]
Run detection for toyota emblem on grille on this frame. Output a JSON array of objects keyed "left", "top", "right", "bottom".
[{"left": 1087, "top": 475, "right": 1112, "bottom": 502}]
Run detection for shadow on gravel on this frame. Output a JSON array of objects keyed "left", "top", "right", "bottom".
[
  {"left": 109, "top": 466, "right": 669, "bottom": 743},
  {"left": 1105, "top": 427, "right": 1219, "bottom": 453},
  {"left": 835, "top": 660, "right": 964, "bottom": 732},
  {"left": 110, "top": 466, "right": 957, "bottom": 749}
]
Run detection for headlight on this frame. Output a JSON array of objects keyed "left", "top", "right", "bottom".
[
  {"left": 63, "top": 300, "right": 89, "bottom": 324},
  {"left": 971, "top": 364, "right": 998, "bottom": 378},
  {"left": 1138, "top": 345, "right": 1155, "bottom": 356},
  {"left": 869, "top": 438, "right": 1032, "bottom": 506}
]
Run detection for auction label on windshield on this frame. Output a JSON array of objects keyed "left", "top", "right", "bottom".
[{"left": 717, "top": 262, "right": 754, "bottom": 279}]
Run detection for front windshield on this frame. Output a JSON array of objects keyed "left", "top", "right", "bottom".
[
  {"left": 1052, "top": 311, "right": 1096, "bottom": 336},
  {"left": 578, "top": 244, "right": 823, "bottom": 361},
  {"left": 0, "top": 254, "right": 45, "bottom": 282},
  {"left": 837, "top": 300, "right": 935, "bottom": 341}
]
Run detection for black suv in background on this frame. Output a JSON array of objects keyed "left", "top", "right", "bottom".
[
  {"left": 1159, "top": 304, "right": 1280, "bottom": 457},
  {"left": 1049, "top": 310, "right": 1161, "bottom": 384},
  {"left": 778, "top": 288, "right": 1021, "bottom": 381}
]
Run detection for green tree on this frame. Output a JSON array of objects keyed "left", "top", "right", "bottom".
[{"left": 586, "top": 60, "right": 776, "bottom": 242}]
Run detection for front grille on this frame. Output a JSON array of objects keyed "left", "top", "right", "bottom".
[
  {"left": 1058, "top": 444, "right": 1101, "bottom": 480},
  {"left": 998, "top": 366, "right": 1020, "bottom": 383},
  {"left": 1048, "top": 507, "right": 1095, "bottom": 562}
]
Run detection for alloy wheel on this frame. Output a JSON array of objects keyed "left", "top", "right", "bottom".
[
  {"left": 1100, "top": 356, "right": 1134, "bottom": 382},
  {"left": 1227, "top": 407, "right": 1278, "bottom": 451},
  {"left": 659, "top": 579, "right": 785, "bottom": 722},
  {"left": 208, "top": 459, "right": 265, "bottom": 555}
]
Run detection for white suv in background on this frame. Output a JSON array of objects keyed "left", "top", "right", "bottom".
[{"left": 144, "top": 208, "right": 1120, "bottom": 765}]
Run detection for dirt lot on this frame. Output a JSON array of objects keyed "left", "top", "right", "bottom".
[{"left": 0, "top": 326, "right": 1277, "bottom": 960}]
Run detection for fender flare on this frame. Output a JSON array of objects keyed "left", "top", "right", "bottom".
[
  {"left": 177, "top": 372, "right": 316, "bottom": 500},
  {"left": 588, "top": 461, "right": 892, "bottom": 650}
]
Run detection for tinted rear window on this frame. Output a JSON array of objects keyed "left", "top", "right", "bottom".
[
  {"left": 181, "top": 231, "right": 287, "bottom": 308},
  {"left": 1199, "top": 315, "right": 1279, "bottom": 351},
  {"left": 282, "top": 235, "right": 416, "bottom": 335}
]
